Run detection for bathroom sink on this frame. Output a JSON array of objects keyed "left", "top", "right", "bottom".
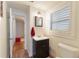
[{"left": 33, "top": 36, "right": 49, "bottom": 41}]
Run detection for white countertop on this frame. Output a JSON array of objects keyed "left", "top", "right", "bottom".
[{"left": 33, "top": 36, "right": 49, "bottom": 41}]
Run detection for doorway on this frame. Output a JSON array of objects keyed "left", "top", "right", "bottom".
[
  {"left": 12, "top": 16, "right": 25, "bottom": 57},
  {"left": 9, "top": 8, "right": 28, "bottom": 58}
]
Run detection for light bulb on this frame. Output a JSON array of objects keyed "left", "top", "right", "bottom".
[{"left": 37, "top": 11, "right": 41, "bottom": 17}]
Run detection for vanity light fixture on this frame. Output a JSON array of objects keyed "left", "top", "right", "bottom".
[{"left": 37, "top": 11, "right": 41, "bottom": 17}]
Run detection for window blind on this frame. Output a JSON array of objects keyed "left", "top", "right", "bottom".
[{"left": 51, "top": 3, "right": 71, "bottom": 30}]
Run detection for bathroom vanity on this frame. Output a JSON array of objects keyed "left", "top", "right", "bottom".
[{"left": 33, "top": 36, "right": 49, "bottom": 58}]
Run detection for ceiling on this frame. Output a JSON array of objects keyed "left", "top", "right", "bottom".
[
  {"left": 9, "top": 1, "right": 67, "bottom": 11},
  {"left": 26, "top": 1, "right": 67, "bottom": 11}
]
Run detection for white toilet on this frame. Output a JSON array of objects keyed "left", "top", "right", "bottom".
[{"left": 58, "top": 43, "right": 79, "bottom": 58}]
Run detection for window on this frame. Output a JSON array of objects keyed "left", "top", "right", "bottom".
[{"left": 51, "top": 4, "right": 71, "bottom": 31}]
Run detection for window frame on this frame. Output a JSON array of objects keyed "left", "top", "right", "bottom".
[
  {"left": 51, "top": 3, "right": 71, "bottom": 32},
  {"left": 50, "top": 2, "right": 76, "bottom": 40}
]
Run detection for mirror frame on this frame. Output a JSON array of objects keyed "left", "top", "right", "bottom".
[{"left": 35, "top": 16, "right": 43, "bottom": 27}]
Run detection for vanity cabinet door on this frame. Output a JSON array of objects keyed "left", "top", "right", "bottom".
[{"left": 33, "top": 39, "right": 49, "bottom": 58}]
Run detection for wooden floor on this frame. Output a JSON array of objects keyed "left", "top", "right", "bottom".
[{"left": 12, "top": 38, "right": 29, "bottom": 58}]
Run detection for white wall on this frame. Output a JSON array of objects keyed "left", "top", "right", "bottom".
[
  {"left": 0, "top": 17, "right": 7, "bottom": 58},
  {"left": 30, "top": 6, "right": 46, "bottom": 36},
  {"left": 0, "top": 2, "right": 7, "bottom": 57},
  {"left": 16, "top": 19, "right": 24, "bottom": 37},
  {"left": 44, "top": 2, "right": 79, "bottom": 57}
]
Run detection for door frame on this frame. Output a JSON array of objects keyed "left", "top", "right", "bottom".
[{"left": 9, "top": 8, "right": 27, "bottom": 57}]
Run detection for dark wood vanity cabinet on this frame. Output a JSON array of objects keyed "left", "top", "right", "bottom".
[{"left": 33, "top": 39, "right": 49, "bottom": 58}]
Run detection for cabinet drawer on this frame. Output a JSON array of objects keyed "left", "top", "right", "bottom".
[
  {"left": 36, "top": 39, "right": 49, "bottom": 45},
  {"left": 35, "top": 39, "right": 49, "bottom": 49}
]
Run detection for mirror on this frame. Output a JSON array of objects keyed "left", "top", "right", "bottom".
[{"left": 35, "top": 16, "right": 43, "bottom": 27}]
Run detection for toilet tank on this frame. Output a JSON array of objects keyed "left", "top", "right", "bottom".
[{"left": 58, "top": 43, "right": 79, "bottom": 58}]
